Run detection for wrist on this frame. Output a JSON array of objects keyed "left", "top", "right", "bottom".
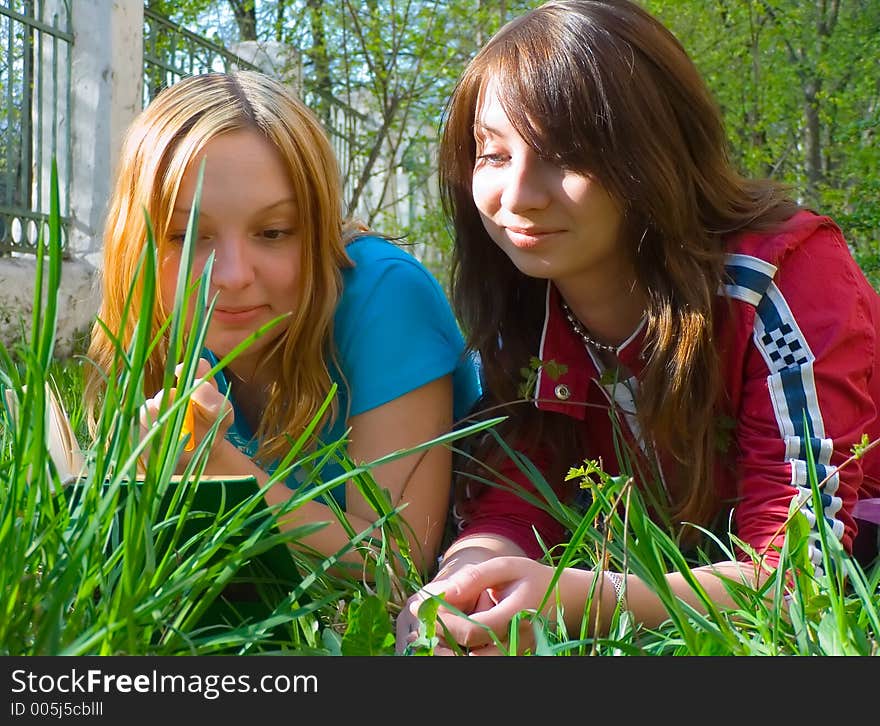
[
  {"left": 434, "top": 535, "right": 524, "bottom": 579},
  {"left": 555, "top": 567, "right": 595, "bottom": 629},
  {"left": 202, "top": 438, "right": 247, "bottom": 475}
]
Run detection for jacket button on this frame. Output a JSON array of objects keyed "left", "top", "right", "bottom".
[{"left": 554, "top": 384, "right": 571, "bottom": 400}]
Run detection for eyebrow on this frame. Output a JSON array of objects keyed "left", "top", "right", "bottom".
[
  {"left": 473, "top": 121, "right": 501, "bottom": 137},
  {"left": 171, "top": 198, "right": 297, "bottom": 216}
]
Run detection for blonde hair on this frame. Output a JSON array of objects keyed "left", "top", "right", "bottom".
[{"left": 84, "top": 70, "right": 355, "bottom": 463}]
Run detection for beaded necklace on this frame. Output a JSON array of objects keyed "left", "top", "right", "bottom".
[{"left": 559, "top": 300, "right": 620, "bottom": 355}]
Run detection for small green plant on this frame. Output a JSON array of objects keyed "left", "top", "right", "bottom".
[{"left": 517, "top": 356, "right": 568, "bottom": 399}]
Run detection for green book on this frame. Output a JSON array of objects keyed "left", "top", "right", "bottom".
[
  {"left": 65, "top": 474, "right": 305, "bottom": 628},
  {"left": 7, "top": 380, "right": 304, "bottom": 628}
]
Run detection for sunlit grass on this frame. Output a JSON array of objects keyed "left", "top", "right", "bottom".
[{"left": 407, "top": 420, "right": 880, "bottom": 656}]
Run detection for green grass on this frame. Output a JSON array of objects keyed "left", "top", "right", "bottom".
[
  {"left": 1, "top": 162, "right": 878, "bottom": 655},
  {"left": 403, "top": 422, "right": 880, "bottom": 656}
]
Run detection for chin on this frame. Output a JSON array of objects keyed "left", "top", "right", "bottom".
[
  {"left": 496, "top": 245, "right": 553, "bottom": 279},
  {"left": 505, "top": 256, "right": 557, "bottom": 281}
]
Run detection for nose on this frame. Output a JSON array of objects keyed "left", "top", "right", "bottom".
[
  {"left": 499, "top": 153, "right": 551, "bottom": 213},
  {"left": 210, "top": 237, "right": 254, "bottom": 291}
]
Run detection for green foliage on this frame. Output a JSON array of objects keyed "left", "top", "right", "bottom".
[
  {"left": 155, "top": 1, "right": 537, "bottom": 261},
  {"left": 340, "top": 594, "right": 395, "bottom": 655},
  {"left": 517, "top": 356, "right": 568, "bottom": 400},
  {"left": 5, "top": 164, "right": 878, "bottom": 656},
  {"left": 0, "top": 163, "right": 322, "bottom": 654},
  {"left": 647, "top": 0, "right": 880, "bottom": 274},
  {"left": 155, "top": 2, "right": 879, "bottom": 286},
  {"left": 407, "top": 427, "right": 880, "bottom": 656},
  {"left": 7, "top": 1, "right": 880, "bottom": 657},
  {"left": 852, "top": 433, "right": 872, "bottom": 459}
]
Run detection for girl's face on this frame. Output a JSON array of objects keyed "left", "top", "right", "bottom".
[
  {"left": 160, "top": 128, "right": 303, "bottom": 378},
  {"left": 470, "top": 81, "right": 628, "bottom": 290}
]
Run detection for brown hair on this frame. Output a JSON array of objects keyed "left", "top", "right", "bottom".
[
  {"left": 84, "top": 70, "right": 359, "bottom": 463},
  {"left": 443, "top": 0, "right": 799, "bottom": 530}
]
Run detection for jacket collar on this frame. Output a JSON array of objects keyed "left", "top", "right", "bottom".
[{"left": 534, "top": 282, "right": 646, "bottom": 420}]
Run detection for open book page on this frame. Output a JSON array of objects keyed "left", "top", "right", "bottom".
[
  {"left": 5, "top": 381, "right": 258, "bottom": 487},
  {"left": 4, "top": 379, "right": 85, "bottom": 487}
]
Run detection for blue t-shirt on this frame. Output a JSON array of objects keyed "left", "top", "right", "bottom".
[{"left": 207, "top": 235, "right": 481, "bottom": 507}]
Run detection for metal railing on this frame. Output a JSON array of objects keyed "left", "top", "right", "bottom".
[
  {"left": 143, "top": 7, "right": 368, "bottom": 223},
  {"left": 0, "top": 2, "right": 395, "bottom": 256},
  {"left": 143, "top": 7, "right": 260, "bottom": 106},
  {"left": 0, "top": 0, "right": 71, "bottom": 255}
]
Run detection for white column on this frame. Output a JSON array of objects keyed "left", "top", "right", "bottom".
[{"left": 67, "top": 0, "right": 143, "bottom": 264}]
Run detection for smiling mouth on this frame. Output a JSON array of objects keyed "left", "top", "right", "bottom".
[
  {"left": 504, "top": 226, "right": 560, "bottom": 248},
  {"left": 212, "top": 305, "right": 267, "bottom": 323},
  {"left": 215, "top": 306, "right": 264, "bottom": 314}
]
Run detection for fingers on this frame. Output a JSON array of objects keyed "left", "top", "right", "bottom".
[
  {"left": 394, "top": 611, "right": 463, "bottom": 657},
  {"left": 189, "top": 377, "right": 231, "bottom": 422},
  {"left": 394, "top": 602, "right": 419, "bottom": 654},
  {"left": 174, "top": 357, "right": 213, "bottom": 380},
  {"left": 394, "top": 568, "right": 509, "bottom": 655},
  {"left": 195, "top": 357, "right": 213, "bottom": 378},
  {"left": 428, "top": 564, "right": 490, "bottom": 612},
  {"left": 394, "top": 584, "right": 443, "bottom": 654},
  {"left": 436, "top": 609, "right": 498, "bottom": 651},
  {"left": 140, "top": 386, "right": 190, "bottom": 443},
  {"left": 138, "top": 357, "right": 231, "bottom": 456},
  {"left": 430, "top": 559, "right": 537, "bottom": 650},
  {"left": 438, "top": 605, "right": 539, "bottom": 655},
  {"left": 140, "top": 389, "right": 165, "bottom": 431},
  {"left": 395, "top": 579, "right": 468, "bottom": 656},
  {"left": 173, "top": 360, "right": 232, "bottom": 428},
  {"left": 395, "top": 598, "right": 525, "bottom": 656}
]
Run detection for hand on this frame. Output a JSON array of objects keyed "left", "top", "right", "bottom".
[
  {"left": 406, "top": 557, "right": 571, "bottom": 656},
  {"left": 139, "top": 357, "right": 234, "bottom": 468},
  {"left": 395, "top": 577, "right": 449, "bottom": 655},
  {"left": 395, "top": 570, "right": 499, "bottom": 655}
]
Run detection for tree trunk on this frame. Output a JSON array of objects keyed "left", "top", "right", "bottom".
[
  {"left": 306, "top": 0, "right": 333, "bottom": 125},
  {"left": 227, "top": 0, "right": 258, "bottom": 41},
  {"left": 803, "top": 79, "right": 823, "bottom": 200}
]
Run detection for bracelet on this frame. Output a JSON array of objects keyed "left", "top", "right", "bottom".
[{"left": 605, "top": 571, "right": 625, "bottom": 604}]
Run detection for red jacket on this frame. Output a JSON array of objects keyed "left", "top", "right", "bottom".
[{"left": 457, "top": 211, "right": 880, "bottom": 569}]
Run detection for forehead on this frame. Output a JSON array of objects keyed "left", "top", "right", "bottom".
[
  {"left": 186, "top": 129, "right": 283, "bottom": 176},
  {"left": 474, "top": 80, "right": 513, "bottom": 131},
  {"left": 172, "top": 129, "right": 294, "bottom": 208}
]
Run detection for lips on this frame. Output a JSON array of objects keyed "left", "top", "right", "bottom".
[
  {"left": 215, "top": 305, "right": 264, "bottom": 314},
  {"left": 211, "top": 305, "right": 268, "bottom": 324},
  {"left": 504, "top": 225, "right": 561, "bottom": 249}
]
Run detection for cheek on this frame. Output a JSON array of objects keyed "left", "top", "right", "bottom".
[
  {"left": 279, "top": 245, "right": 304, "bottom": 297},
  {"left": 158, "top": 251, "right": 181, "bottom": 314},
  {"left": 470, "top": 171, "right": 498, "bottom": 215},
  {"left": 158, "top": 249, "right": 211, "bottom": 314},
  {"left": 563, "top": 178, "right": 622, "bottom": 229}
]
